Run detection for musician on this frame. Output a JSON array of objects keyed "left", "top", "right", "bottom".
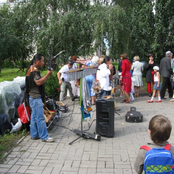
[
  {"left": 70, "top": 56, "right": 80, "bottom": 96},
  {"left": 25, "top": 53, "right": 54, "bottom": 142},
  {"left": 57, "top": 59, "right": 77, "bottom": 102}
]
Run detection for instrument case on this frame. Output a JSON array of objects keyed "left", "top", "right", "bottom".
[{"left": 125, "top": 107, "right": 143, "bottom": 123}]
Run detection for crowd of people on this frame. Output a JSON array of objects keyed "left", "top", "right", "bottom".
[
  {"left": 56, "top": 50, "right": 174, "bottom": 105},
  {"left": 25, "top": 50, "right": 174, "bottom": 143}
]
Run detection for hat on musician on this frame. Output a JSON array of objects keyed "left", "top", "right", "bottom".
[
  {"left": 91, "top": 56, "right": 99, "bottom": 64},
  {"left": 68, "top": 59, "right": 74, "bottom": 65}
]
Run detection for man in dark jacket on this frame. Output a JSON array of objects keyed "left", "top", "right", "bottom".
[
  {"left": 26, "top": 53, "right": 54, "bottom": 142},
  {"left": 160, "top": 51, "right": 173, "bottom": 99}
]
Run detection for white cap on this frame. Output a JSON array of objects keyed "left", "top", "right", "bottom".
[
  {"left": 166, "top": 51, "right": 173, "bottom": 56},
  {"left": 153, "top": 66, "right": 159, "bottom": 71}
]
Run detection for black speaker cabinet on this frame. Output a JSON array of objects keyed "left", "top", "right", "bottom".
[{"left": 96, "top": 99, "right": 114, "bottom": 137}]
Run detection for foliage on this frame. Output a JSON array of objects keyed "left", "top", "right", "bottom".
[
  {"left": 0, "top": 3, "right": 34, "bottom": 72},
  {"left": 0, "top": 0, "right": 174, "bottom": 68},
  {"left": 153, "top": 0, "right": 174, "bottom": 61},
  {"left": 2, "top": 60, "right": 30, "bottom": 69},
  {"left": 45, "top": 70, "right": 60, "bottom": 100},
  {"left": 129, "top": 0, "right": 155, "bottom": 61},
  {"left": 112, "top": 62, "right": 118, "bottom": 69}
]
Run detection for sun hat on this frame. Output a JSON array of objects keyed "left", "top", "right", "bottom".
[{"left": 153, "top": 66, "right": 159, "bottom": 71}]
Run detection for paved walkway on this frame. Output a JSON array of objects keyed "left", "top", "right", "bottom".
[{"left": 1, "top": 90, "right": 174, "bottom": 174}]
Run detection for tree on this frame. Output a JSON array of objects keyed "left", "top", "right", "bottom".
[
  {"left": 129, "top": 0, "right": 155, "bottom": 61},
  {"left": 0, "top": 3, "right": 34, "bottom": 72},
  {"left": 153, "top": 0, "right": 174, "bottom": 61},
  {"left": 0, "top": 5, "right": 14, "bottom": 72}
]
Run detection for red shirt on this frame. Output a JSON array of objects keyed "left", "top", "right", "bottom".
[{"left": 121, "top": 59, "right": 131, "bottom": 77}]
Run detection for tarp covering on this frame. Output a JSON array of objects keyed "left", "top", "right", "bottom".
[{"left": 0, "top": 76, "right": 25, "bottom": 122}]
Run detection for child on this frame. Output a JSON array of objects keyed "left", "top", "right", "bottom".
[
  {"left": 130, "top": 77, "right": 136, "bottom": 101},
  {"left": 147, "top": 66, "right": 161, "bottom": 103},
  {"left": 134, "top": 115, "right": 174, "bottom": 174}
]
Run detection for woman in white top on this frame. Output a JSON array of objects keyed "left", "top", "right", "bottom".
[
  {"left": 97, "top": 56, "right": 111, "bottom": 98},
  {"left": 131, "top": 56, "right": 144, "bottom": 97}
]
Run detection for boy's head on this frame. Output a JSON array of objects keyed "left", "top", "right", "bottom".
[{"left": 149, "top": 115, "right": 172, "bottom": 144}]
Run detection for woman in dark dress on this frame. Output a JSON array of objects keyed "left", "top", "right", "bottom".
[{"left": 145, "top": 54, "right": 158, "bottom": 97}]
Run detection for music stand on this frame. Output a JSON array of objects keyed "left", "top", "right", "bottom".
[{"left": 66, "top": 66, "right": 101, "bottom": 145}]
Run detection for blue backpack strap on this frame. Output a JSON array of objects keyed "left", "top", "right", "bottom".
[
  {"left": 140, "top": 145, "right": 151, "bottom": 151},
  {"left": 165, "top": 144, "right": 171, "bottom": 151}
]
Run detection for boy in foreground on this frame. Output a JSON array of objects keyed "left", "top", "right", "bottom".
[{"left": 134, "top": 115, "right": 174, "bottom": 173}]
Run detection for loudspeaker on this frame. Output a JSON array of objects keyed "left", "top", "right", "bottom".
[{"left": 96, "top": 99, "right": 114, "bottom": 137}]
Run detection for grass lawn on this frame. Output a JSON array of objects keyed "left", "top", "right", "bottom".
[
  {"left": 0, "top": 68, "right": 26, "bottom": 82},
  {"left": 0, "top": 68, "right": 47, "bottom": 82}
]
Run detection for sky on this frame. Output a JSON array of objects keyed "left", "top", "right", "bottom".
[{"left": 0, "top": 0, "right": 7, "bottom": 3}]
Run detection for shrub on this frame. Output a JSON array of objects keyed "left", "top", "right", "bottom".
[
  {"left": 112, "top": 62, "right": 118, "bottom": 69},
  {"left": 2, "top": 60, "right": 30, "bottom": 68},
  {"left": 45, "top": 71, "right": 60, "bottom": 100}
]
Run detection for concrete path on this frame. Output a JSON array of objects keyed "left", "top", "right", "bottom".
[{"left": 1, "top": 90, "right": 174, "bottom": 174}]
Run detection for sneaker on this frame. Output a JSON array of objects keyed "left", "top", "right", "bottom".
[
  {"left": 147, "top": 100, "right": 153, "bottom": 103},
  {"left": 170, "top": 98, "right": 174, "bottom": 102},
  {"left": 155, "top": 100, "right": 162, "bottom": 102},
  {"left": 42, "top": 137, "right": 54, "bottom": 142}
]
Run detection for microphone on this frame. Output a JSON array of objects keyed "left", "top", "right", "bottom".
[{"left": 47, "top": 67, "right": 53, "bottom": 71}]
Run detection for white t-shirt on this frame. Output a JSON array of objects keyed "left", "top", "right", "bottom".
[
  {"left": 59, "top": 65, "right": 73, "bottom": 82},
  {"left": 154, "top": 72, "right": 159, "bottom": 82},
  {"left": 72, "top": 62, "right": 77, "bottom": 69},
  {"left": 97, "top": 63, "right": 110, "bottom": 91}
]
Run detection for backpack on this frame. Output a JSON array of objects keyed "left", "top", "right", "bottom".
[{"left": 140, "top": 144, "right": 174, "bottom": 174}]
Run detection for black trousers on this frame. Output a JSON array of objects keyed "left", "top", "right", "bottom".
[{"left": 160, "top": 77, "right": 173, "bottom": 98}]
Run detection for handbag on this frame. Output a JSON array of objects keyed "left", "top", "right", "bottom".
[{"left": 18, "top": 103, "right": 31, "bottom": 124}]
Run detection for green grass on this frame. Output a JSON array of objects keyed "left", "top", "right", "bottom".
[
  {"left": 0, "top": 130, "right": 28, "bottom": 163},
  {"left": 0, "top": 68, "right": 47, "bottom": 82},
  {"left": 0, "top": 68, "right": 26, "bottom": 82}
]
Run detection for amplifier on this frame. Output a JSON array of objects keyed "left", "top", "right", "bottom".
[{"left": 96, "top": 99, "right": 114, "bottom": 137}]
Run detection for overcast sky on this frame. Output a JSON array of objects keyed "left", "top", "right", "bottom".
[{"left": 0, "top": 0, "right": 7, "bottom": 3}]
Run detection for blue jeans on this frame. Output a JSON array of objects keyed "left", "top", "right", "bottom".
[
  {"left": 98, "top": 90, "right": 109, "bottom": 98},
  {"left": 29, "top": 96, "right": 49, "bottom": 141},
  {"left": 85, "top": 75, "right": 95, "bottom": 97}
]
